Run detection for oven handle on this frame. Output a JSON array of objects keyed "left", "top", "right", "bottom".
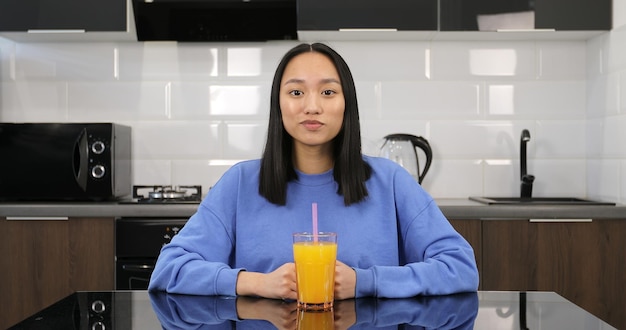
[{"left": 122, "top": 264, "right": 155, "bottom": 272}]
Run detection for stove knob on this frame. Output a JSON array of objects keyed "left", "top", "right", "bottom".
[
  {"left": 91, "top": 165, "right": 106, "bottom": 179},
  {"left": 91, "top": 141, "right": 106, "bottom": 155},
  {"left": 92, "top": 321, "right": 106, "bottom": 330},
  {"left": 91, "top": 300, "right": 106, "bottom": 314}
]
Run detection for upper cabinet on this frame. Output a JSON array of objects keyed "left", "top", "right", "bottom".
[
  {"left": 0, "top": 0, "right": 612, "bottom": 42},
  {"left": 297, "top": 0, "right": 438, "bottom": 41},
  {"left": 0, "top": 0, "right": 136, "bottom": 42},
  {"left": 298, "top": 0, "right": 612, "bottom": 41},
  {"left": 440, "top": 0, "right": 612, "bottom": 31}
]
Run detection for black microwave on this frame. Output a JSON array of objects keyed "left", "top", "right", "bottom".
[{"left": 0, "top": 123, "right": 131, "bottom": 201}]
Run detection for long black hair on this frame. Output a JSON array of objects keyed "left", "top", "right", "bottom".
[{"left": 259, "top": 43, "right": 371, "bottom": 206}]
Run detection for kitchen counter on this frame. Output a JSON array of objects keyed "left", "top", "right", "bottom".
[
  {"left": 9, "top": 290, "right": 617, "bottom": 329},
  {"left": 435, "top": 198, "right": 626, "bottom": 219},
  {"left": 3, "top": 199, "right": 625, "bottom": 329},
  {"left": 1, "top": 198, "right": 625, "bottom": 219}
]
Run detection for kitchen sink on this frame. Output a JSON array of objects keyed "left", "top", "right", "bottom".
[{"left": 469, "top": 196, "right": 616, "bottom": 206}]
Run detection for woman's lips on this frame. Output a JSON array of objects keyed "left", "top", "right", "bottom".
[{"left": 302, "top": 120, "right": 323, "bottom": 130}]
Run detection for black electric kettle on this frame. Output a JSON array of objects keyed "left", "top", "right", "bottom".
[{"left": 379, "top": 133, "right": 433, "bottom": 184}]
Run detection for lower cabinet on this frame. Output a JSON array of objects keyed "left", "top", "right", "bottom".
[
  {"left": 478, "top": 219, "right": 625, "bottom": 330},
  {"left": 448, "top": 219, "right": 483, "bottom": 287},
  {"left": 0, "top": 217, "right": 115, "bottom": 329}
]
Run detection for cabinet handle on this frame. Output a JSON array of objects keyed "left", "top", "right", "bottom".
[
  {"left": 496, "top": 28, "right": 556, "bottom": 32},
  {"left": 27, "top": 29, "right": 85, "bottom": 34},
  {"left": 122, "top": 264, "right": 155, "bottom": 272},
  {"left": 338, "top": 28, "right": 398, "bottom": 32},
  {"left": 529, "top": 218, "right": 592, "bottom": 223},
  {"left": 6, "top": 216, "right": 69, "bottom": 221}
]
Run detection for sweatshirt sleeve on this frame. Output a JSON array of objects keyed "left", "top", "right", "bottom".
[
  {"left": 147, "top": 203, "right": 244, "bottom": 295},
  {"left": 354, "top": 166, "right": 479, "bottom": 298},
  {"left": 148, "top": 164, "right": 247, "bottom": 295},
  {"left": 148, "top": 165, "right": 252, "bottom": 296}
]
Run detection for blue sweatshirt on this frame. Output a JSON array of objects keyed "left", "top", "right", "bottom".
[{"left": 148, "top": 156, "right": 479, "bottom": 297}]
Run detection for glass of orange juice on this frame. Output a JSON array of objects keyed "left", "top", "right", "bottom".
[
  {"left": 293, "top": 232, "right": 337, "bottom": 311},
  {"left": 296, "top": 308, "right": 334, "bottom": 329}
]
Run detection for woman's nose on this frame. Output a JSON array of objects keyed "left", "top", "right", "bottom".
[{"left": 303, "top": 94, "right": 322, "bottom": 114}]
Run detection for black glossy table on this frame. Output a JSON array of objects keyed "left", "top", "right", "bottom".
[{"left": 9, "top": 291, "right": 616, "bottom": 329}]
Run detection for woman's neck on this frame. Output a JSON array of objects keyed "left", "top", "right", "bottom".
[{"left": 293, "top": 143, "right": 334, "bottom": 174}]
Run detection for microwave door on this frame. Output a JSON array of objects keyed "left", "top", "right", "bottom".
[{"left": 0, "top": 124, "right": 89, "bottom": 200}]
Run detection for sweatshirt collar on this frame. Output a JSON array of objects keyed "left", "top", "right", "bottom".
[{"left": 294, "top": 168, "right": 335, "bottom": 186}]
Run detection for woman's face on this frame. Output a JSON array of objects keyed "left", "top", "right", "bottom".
[{"left": 279, "top": 52, "right": 345, "bottom": 152}]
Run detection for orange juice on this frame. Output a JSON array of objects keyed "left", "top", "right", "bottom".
[
  {"left": 296, "top": 308, "right": 334, "bottom": 330},
  {"left": 293, "top": 234, "right": 337, "bottom": 310}
]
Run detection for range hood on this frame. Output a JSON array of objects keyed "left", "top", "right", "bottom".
[{"left": 132, "top": 0, "right": 297, "bottom": 42}]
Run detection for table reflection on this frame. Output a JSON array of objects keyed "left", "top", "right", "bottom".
[{"left": 149, "top": 291, "right": 479, "bottom": 329}]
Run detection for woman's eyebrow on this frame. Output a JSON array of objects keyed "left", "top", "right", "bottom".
[
  {"left": 283, "top": 78, "right": 341, "bottom": 85},
  {"left": 321, "top": 78, "right": 341, "bottom": 84},
  {"left": 283, "top": 78, "right": 305, "bottom": 85}
]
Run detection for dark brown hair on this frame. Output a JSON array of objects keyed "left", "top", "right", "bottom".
[{"left": 259, "top": 43, "right": 371, "bottom": 206}]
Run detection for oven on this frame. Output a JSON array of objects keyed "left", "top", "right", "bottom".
[{"left": 115, "top": 185, "right": 201, "bottom": 290}]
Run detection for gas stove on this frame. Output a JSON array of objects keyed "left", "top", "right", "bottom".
[{"left": 120, "top": 185, "right": 202, "bottom": 204}]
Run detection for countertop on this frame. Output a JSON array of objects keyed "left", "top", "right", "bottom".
[
  {"left": 1, "top": 198, "right": 626, "bottom": 219},
  {"left": 9, "top": 290, "right": 616, "bottom": 329}
]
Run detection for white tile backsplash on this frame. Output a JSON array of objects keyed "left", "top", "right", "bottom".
[
  {"left": 587, "top": 116, "right": 626, "bottom": 158},
  {"left": 13, "top": 42, "right": 117, "bottom": 81},
  {"left": 2, "top": 34, "right": 626, "bottom": 203},
  {"left": 132, "top": 121, "right": 221, "bottom": 160},
  {"left": 587, "top": 159, "right": 621, "bottom": 202},
  {"left": 380, "top": 81, "right": 482, "bottom": 119},
  {"left": 360, "top": 119, "right": 430, "bottom": 157},
  {"left": 482, "top": 159, "right": 517, "bottom": 196},
  {"left": 606, "top": 28, "right": 626, "bottom": 73},
  {"left": 118, "top": 42, "right": 219, "bottom": 80},
  {"left": 430, "top": 41, "right": 536, "bottom": 80},
  {"left": 426, "top": 159, "right": 484, "bottom": 198},
  {"left": 208, "top": 84, "right": 268, "bottom": 117},
  {"left": 429, "top": 120, "right": 535, "bottom": 159},
  {"left": 586, "top": 72, "right": 620, "bottom": 118},
  {"left": 67, "top": 81, "right": 170, "bottom": 120},
  {"left": 0, "top": 40, "right": 14, "bottom": 81},
  {"left": 536, "top": 41, "right": 587, "bottom": 80},
  {"left": 226, "top": 47, "right": 264, "bottom": 77},
  {"left": 0, "top": 81, "right": 68, "bottom": 120},
  {"left": 535, "top": 120, "right": 587, "bottom": 158},
  {"left": 487, "top": 81, "right": 586, "bottom": 119},
  {"left": 330, "top": 41, "right": 430, "bottom": 81},
  {"left": 621, "top": 71, "right": 626, "bottom": 114},
  {"left": 171, "top": 160, "right": 228, "bottom": 193},
  {"left": 224, "top": 121, "right": 268, "bottom": 159},
  {"left": 531, "top": 159, "right": 586, "bottom": 196},
  {"left": 132, "top": 160, "right": 172, "bottom": 186}
]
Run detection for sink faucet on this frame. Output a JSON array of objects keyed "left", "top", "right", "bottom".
[{"left": 520, "top": 129, "right": 535, "bottom": 198}]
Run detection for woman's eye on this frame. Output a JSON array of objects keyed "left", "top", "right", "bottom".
[
  {"left": 289, "top": 90, "right": 303, "bottom": 96},
  {"left": 322, "top": 90, "right": 336, "bottom": 96}
]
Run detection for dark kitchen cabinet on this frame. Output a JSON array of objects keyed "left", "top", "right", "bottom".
[
  {"left": 440, "top": 0, "right": 611, "bottom": 31},
  {"left": 0, "top": 217, "right": 115, "bottom": 329},
  {"left": 481, "top": 219, "right": 625, "bottom": 330},
  {"left": 448, "top": 219, "right": 483, "bottom": 288},
  {"left": 297, "top": 0, "right": 438, "bottom": 32},
  {"left": 0, "top": 0, "right": 126, "bottom": 32}
]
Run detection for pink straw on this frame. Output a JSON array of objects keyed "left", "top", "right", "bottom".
[{"left": 312, "top": 202, "right": 319, "bottom": 243}]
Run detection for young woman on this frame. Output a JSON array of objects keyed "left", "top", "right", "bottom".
[{"left": 148, "top": 43, "right": 479, "bottom": 300}]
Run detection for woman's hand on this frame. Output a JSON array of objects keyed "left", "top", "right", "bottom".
[
  {"left": 236, "top": 263, "right": 297, "bottom": 300},
  {"left": 334, "top": 260, "right": 356, "bottom": 300},
  {"left": 236, "top": 296, "right": 298, "bottom": 329},
  {"left": 333, "top": 299, "right": 357, "bottom": 330}
]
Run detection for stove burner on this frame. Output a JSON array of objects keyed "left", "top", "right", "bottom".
[{"left": 132, "top": 185, "right": 202, "bottom": 203}]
